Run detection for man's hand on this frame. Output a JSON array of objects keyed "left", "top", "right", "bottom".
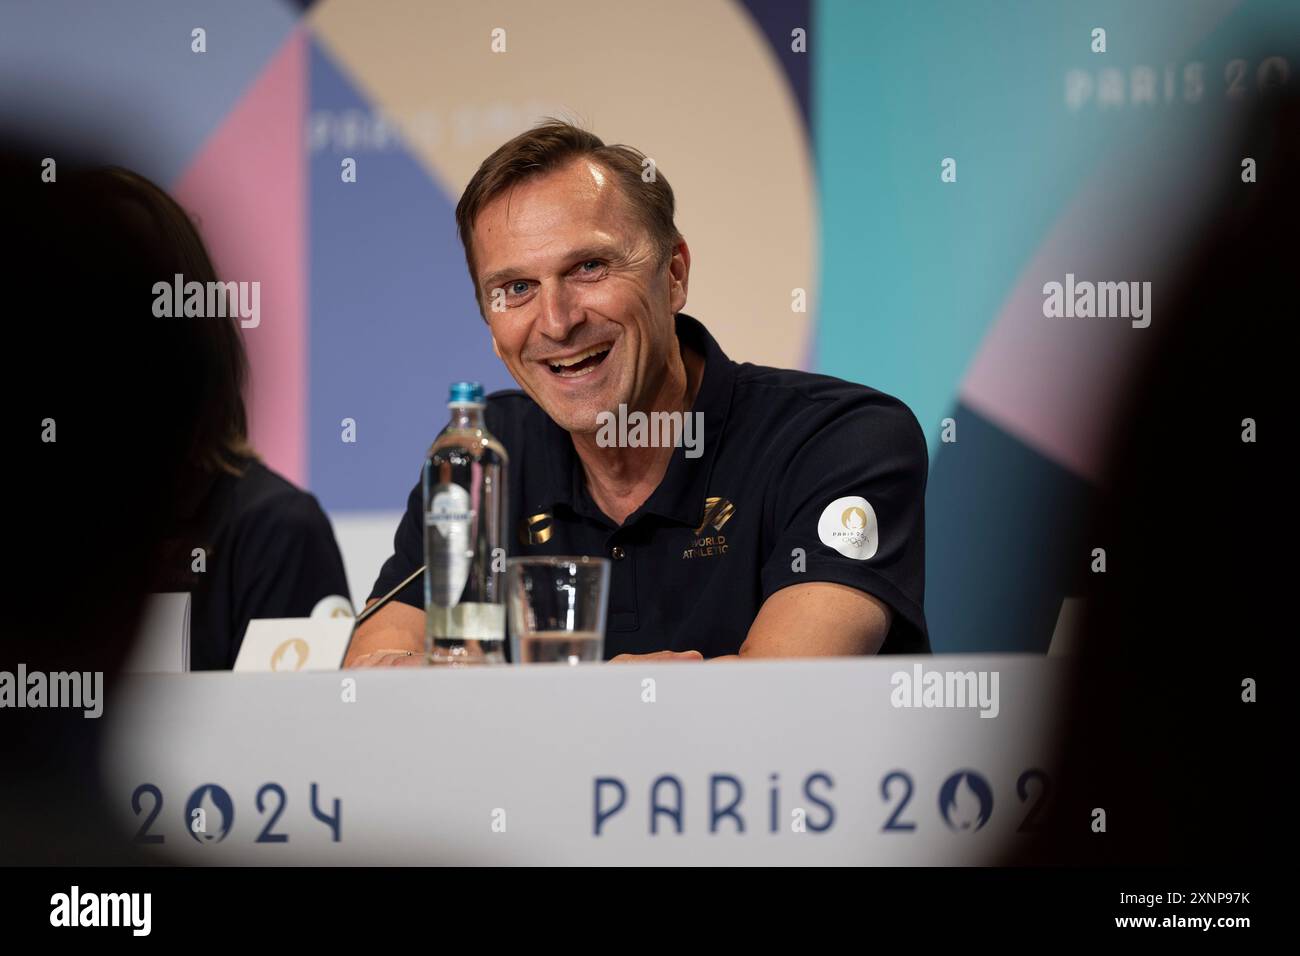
[
  {"left": 343, "top": 600, "right": 423, "bottom": 667},
  {"left": 349, "top": 649, "right": 424, "bottom": 667},
  {"left": 609, "top": 650, "right": 703, "bottom": 663}
]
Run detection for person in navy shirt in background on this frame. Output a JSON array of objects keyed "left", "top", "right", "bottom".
[{"left": 86, "top": 167, "right": 352, "bottom": 669}]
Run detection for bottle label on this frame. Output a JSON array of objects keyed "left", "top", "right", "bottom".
[
  {"left": 427, "top": 602, "right": 506, "bottom": 640},
  {"left": 425, "top": 484, "right": 475, "bottom": 607}
]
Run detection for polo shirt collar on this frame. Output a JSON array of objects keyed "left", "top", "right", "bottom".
[{"left": 535, "top": 312, "right": 737, "bottom": 529}]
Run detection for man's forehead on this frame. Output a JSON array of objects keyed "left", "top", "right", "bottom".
[{"left": 474, "top": 160, "right": 635, "bottom": 263}]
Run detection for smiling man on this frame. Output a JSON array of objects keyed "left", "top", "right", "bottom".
[{"left": 345, "top": 120, "right": 929, "bottom": 666}]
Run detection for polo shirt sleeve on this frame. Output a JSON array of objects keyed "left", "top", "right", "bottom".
[
  {"left": 759, "top": 395, "right": 928, "bottom": 652},
  {"left": 368, "top": 474, "right": 424, "bottom": 609}
]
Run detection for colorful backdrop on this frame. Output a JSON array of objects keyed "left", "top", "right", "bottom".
[{"left": 3, "top": 0, "right": 1294, "bottom": 650}]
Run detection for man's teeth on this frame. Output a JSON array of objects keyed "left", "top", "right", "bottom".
[
  {"left": 551, "top": 345, "right": 609, "bottom": 367},
  {"left": 548, "top": 345, "right": 610, "bottom": 375}
]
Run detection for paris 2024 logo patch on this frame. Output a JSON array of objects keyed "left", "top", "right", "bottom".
[{"left": 817, "top": 496, "right": 879, "bottom": 560}]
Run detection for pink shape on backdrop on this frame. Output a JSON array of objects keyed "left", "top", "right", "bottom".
[
  {"left": 172, "top": 28, "right": 306, "bottom": 485},
  {"left": 959, "top": 116, "right": 1231, "bottom": 486},
  {"left": 958, "top": 5, "right": 1240, "bottom": 487}
]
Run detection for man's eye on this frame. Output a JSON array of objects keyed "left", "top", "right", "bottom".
[
  {"left": 577, "top": 260, "right": 605, "bottom": 275},
  {"left": 507, "top": 280, "right": 530, "bottom": 296}
]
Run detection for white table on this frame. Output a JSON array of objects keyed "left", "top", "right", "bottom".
[{"left": 101, "top": 655, "right": 1063, "bottom": 864}]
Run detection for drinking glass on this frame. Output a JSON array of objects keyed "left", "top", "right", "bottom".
[{"left": 506, "top": 557, "right": 610, "bottom": 664}]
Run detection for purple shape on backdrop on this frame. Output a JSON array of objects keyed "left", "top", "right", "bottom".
[
  {"left": 738, "top": 0, "right": 812, "bottom": 138},
  {"left": 308, "top": 37, "right": 514, "bottom": 512},
  {"left": 740, "top": 0, "right": 816, "bottom": 369}
]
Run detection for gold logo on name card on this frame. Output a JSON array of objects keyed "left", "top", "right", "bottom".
[
  {"left": 270, "top": 638, "right": 310, "bottom": 672},
  {"left": 520, "top": 512, "right": 554, "bottom": 545},
  {"left": 683, "top": 497, "right": 735, "bottom": 560}
]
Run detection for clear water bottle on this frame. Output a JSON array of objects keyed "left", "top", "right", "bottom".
[{"left": 423, "top": 382, "right": 508, "bottom": 664}]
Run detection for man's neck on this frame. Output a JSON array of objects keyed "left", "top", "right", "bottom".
[{"left": 571, "top": 339, "right": 705, "bottom": 527}]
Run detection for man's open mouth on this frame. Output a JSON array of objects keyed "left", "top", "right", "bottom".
[{"left": 546, "top": 343, "right": 612, "bottom": 378}]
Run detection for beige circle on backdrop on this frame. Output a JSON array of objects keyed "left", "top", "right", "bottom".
[{"left": 310, "top": 0, "right": 817, "bottom": 369}]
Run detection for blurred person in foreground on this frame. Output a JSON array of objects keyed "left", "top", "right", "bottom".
[
  {"left": 1004, "top": 78, "right": 1292, "bottom": 868},
  {"left": 2, "top": 152, "right": 347, "bottom": 862}
]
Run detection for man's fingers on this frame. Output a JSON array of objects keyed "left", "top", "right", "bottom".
[
  {"left": 610, "top": 650, "right": 704, "bottom": 663},
  {"left": 352, "top": 649, "right": 706, "bottom": 666},
  {"left": 349, "top": 650, "right": 420, "bottom": 668}
]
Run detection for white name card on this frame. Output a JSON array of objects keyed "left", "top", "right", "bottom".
[
  {"left": 123, "top": 593, "right": 191, "bottom": 674},
  {"left": 234, "top": 618, "right": 355, "bottom": 673}
]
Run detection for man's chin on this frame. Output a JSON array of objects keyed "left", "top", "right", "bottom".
[
  {"left": 524, "top": 382, "right": 619, "bottom": 433},
  {"left": 552, "top": 411, "right": 607, "bottom": 436},
  {"left": 533, "top": 396, "right": 608, "bottom": 436}
]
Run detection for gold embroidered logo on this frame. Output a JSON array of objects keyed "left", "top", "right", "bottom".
[
  {"left": 519, "top": 511, "right": 554, "bottom": 545},
  {"left": 684, "top": 497, "right": 735, "bottom": 559},
  {"left": 693, "top": 497, "right": 736, "bottom": 535}
]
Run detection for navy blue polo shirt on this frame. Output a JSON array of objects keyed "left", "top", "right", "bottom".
[{"left": 369, "top": 313, "right": 929, "bottom": 656}]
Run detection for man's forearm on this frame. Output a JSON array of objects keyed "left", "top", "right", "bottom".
[{"left": 342, "top": 600, "right": 423, "bottom": 666}]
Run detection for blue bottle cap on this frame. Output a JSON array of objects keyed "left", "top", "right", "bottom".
[{"left": 448, "top": 381, "right": 485, "bottom": 404}]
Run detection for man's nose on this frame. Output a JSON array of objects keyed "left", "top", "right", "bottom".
[{"left": 535, "top": 279, "right": 584, "bottom": 341}]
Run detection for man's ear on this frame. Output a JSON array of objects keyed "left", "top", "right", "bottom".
[{"left": 668, "top": 238, "right": 691, "bottom": 314}]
